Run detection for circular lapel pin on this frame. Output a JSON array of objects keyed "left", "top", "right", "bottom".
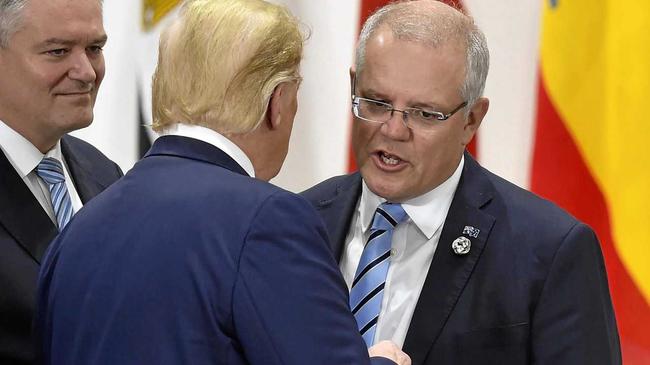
[{"left": 452, "top": 236, "right": 471, "bottom": 255}]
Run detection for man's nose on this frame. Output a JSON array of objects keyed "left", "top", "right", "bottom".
[
  {"left": 380, "top": 109, "right": 410, "bottom": 140},
  {"left": 67, "top": 51, "right": 97, "bottom": 84}
]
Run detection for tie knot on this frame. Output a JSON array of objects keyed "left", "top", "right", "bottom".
[
  {"left": 36, "top": 157, "right": 66, "bottom": 185},
  {"left": 371, "top": 203, "right": 407, "bottom": 232}
]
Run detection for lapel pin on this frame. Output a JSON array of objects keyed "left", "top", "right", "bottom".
[
  {"left": 462, "top": 225, "right": 480, "bottom": 238},
  {"left": 452, "top": 236, "right": 471, "bottom": 255}
]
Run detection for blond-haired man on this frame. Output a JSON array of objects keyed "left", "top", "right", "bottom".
[{"left": 35, "top": 1, "right": 409, "bottom": 364}]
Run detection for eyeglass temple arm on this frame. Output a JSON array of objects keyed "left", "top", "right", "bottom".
[{"left": 443, "top": 101, "right": 468, "bottom": 119}]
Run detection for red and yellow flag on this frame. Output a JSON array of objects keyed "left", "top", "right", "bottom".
[{"left": 532, "top": 1, "right": 650, "bottom": 363}]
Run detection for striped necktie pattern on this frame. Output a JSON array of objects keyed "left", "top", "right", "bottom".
[
  {"left": 350, "top": 202, "right": 408, "bottom": 346},
  {"left": 36, "top": 157, "right": 73, "bottom": 230}
]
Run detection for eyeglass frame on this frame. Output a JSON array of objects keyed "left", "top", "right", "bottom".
[{"left": 350, "top": 76, "right": 468, "bottom": 126}]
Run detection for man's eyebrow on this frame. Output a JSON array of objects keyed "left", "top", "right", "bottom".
[
  {"left": 410, "top": 101, "right": 444, "bottom": 110},
  {"left": 361, "top": 88, "right": 443, "bottom": 109},
  {"left": 93, "top": 35, "right": 108, "bottom": 45},
  {"left": 39, "top": 35, "right": 108, "bottom": 47},
  {"left": 39, "top": 38, "right": 75, "bottom": 47},
  {"left": 361, "top": 88, "right": 387, "bottom": 99}
]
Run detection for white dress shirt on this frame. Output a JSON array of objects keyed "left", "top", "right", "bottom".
[
  {"left": 159, "top": 123, "right": 255, "bottom": 178},
  {"left": 340, "top": 156, "right": 464, "bottom": 348},
  {"left": 0, "top": 120, "right": 83, "bottom": 225}
]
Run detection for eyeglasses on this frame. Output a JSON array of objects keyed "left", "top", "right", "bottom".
[
  {"left": 352, "top": 96, "right": 467, "bottom": 130},
  {"left": 350, "top": 77, "right": 467, "bottom": 130}
]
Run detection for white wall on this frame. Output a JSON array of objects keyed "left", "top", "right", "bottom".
[
  {"left": 71, "top": 0, "right": 139, "bottom": 171},
  {"left": 270, "top": 0, "right": 361, "bottom": 191},
  {"left": 465, "top": 0, "right": 541, "bottom": 188}
]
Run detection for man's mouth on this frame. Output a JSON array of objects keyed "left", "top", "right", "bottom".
[
  {"left": 58, "top": 91, "right": 91, "bottom": 96},
  {"left": 380, "top": 151, "right": 401, "bottom": 165},
  {"left": 372, "top": 150, "right": 407, "bottom": 172}
]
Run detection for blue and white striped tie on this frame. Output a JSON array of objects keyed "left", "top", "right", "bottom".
[
  {"left": 36, "top": 157, "right": 73, "bottom": 230},
  {"left": 350, "top": 202, "right": 408, "bottom": 346}
]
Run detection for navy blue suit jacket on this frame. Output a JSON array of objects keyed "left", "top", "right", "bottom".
[
  {"left": 301, "top": 153, "right": 621, "bottom": 365},
  {"left": 36, "top": 136, "right": 395, "bottom": 365},
  {"left": 0, "top": 135, "right": 123, "bottom": 365}
]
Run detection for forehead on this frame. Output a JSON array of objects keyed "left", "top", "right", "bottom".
[
  {"left": 358, "top": 30, "right": 466, "bottom": 104},
  {"left": 19, "top": 0, "right": 104, "bottom": 41}
]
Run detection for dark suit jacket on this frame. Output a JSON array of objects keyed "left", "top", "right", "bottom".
[
  {"left": 0, "top": 135, "right": 123, "bottom": 365},
  {"left": 301, "top": 153, "right": 621, "bottom": 365},
  {"left": 35, "top": 136, "right": 395, "bottom": 365}
]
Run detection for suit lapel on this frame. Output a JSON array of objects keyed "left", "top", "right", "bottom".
[
  {"left": 403, "top": 154, "right": 496, "bottom": 364},
  {"left": 61, "top": 137, "right": 111, "bottom": 203},
  {"left": 0, "top": 149, "right": 57, "bottom": 263},
  {"left": 314, "top": 174, "right": 362, "bottom": 261}
]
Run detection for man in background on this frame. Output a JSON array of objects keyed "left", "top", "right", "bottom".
[
  {"left": 302, "top": 1, "right": 621, "bottom": 364},
  {"left": 0, "top": 0, "right": 122, "bottom": 363},
  {"left": 36, "top": 1, "right": 409, "bottom": 364}
]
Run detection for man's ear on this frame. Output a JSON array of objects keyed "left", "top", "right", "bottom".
[
  {"left": 462, "top": 97, "right": 489, "bottom": 145},
  {"left": 267, "top": 83, "right": 285, "bottom": 130},
  {"left": 349, "top": 67, "right": 356, "bottom": 95}
]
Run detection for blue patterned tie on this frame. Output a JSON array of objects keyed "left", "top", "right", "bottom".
[
  {"left": 36, "top": 157, "right": 73, "bottom": 230},
  {"left": 350, "top": 203, "right": 408, "bottom": 346}
]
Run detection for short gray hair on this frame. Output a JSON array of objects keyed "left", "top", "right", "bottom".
[
  {"left": 0, "top": 0, "right": 103, "bottom": 48},
  {"left": 0, "top": 0, "right": 27, "bottom": 47},
  {"left": 355, "top": 0, "right": 489, "bottom": 111}
]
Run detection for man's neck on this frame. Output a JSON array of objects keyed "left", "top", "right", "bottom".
[
  {"left": 0, "top": 117, "right": 59, "bottom": 153},
  {"left": 229, "top": 131, "right": 276, "bottom": 182}
]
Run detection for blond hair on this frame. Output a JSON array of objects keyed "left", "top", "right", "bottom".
[{"left": 152, "top": 0, "right": 303, "bottom": 134}]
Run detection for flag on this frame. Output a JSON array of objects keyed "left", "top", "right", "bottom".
[
  {"left": 532, "top": 1, "right": 650, "bottom": 363},
  {"left": 142, "top": 0, "right": 181, "bottom": 31}
]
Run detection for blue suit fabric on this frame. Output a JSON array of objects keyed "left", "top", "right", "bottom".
[
  {"left": 36, "top": 135, "right": 395, "bottom": 365},
  {"left": 301, "top": 152, "right": 621, "bottom": 365}
]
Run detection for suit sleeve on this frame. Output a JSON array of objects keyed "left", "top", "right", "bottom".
[
  {"left": 531, "top": 222, "right": 621, "bottom": 364},
  {"left": 231, "top": 191, "right": 393, "bottom": 365}
]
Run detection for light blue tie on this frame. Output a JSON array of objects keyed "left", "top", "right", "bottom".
[
  {"left": 36, "top": 157, "right": 73, "bottom": 230},
  {"left": 350, "top": 202, "right": 408, "bottom": 346}
]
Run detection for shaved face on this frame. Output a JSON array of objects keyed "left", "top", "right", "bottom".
[
  {"left": 352, "top": 29, "right": 473, "bottom": 202},
  {"left": 0, "top": 0, "right": 106, "bottom": 152}
]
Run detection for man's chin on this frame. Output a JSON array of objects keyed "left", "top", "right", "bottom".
[
  {"left": 60, "top": 114, "right": 95, "bottom": 133},
  {"left": 363, "top": 174, "right": 407, "bottom": 202}
]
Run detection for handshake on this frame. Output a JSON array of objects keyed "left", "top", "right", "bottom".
[{"left": 370, "top": 341, "right": 411, "bottom": 365}]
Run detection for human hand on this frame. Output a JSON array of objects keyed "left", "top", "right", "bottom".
[{"left": 368, "top": 340, "right": 411, "bottom": 365}]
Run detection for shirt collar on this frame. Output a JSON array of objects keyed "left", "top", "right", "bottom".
[
  {"left": 0, "top": 119, "right": 63, "bottom": 178},
  {"left": 359, "top": 155, "right": 464, "bottom": 239},
  {"left": 159, "top": 123, "right": 255, "bottom": 178}
]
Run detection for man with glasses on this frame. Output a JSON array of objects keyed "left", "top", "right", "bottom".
[{"left": 302, "top": 1, "right": 621, "bottom": 364}]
